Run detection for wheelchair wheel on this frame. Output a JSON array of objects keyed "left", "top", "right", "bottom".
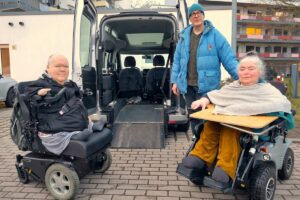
[
  {"left": 45, "top": 163, "right": 79, "bottom": 200},
  {"left": 278, "top": 147, "right": 294, "bottom": 180},
  {"left": 249, "top": 163, "right": 276, "bottom": 200},
  {"left": 17, "top": 166, "right": 29, "bottom": 184},
  {"left": 96, "top": 149, "right": 112, "bottom": 173}
]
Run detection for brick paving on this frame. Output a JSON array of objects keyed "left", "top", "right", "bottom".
[{"left": 0, "top": 108, "right": 299, "bottom": 200}]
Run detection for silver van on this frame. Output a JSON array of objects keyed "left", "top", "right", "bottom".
[{"left": 72, "top": 0, "right": 189, "bottom": 148}]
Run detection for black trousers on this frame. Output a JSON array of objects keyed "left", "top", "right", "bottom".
[{"left": 185, "top": 86, "right": 204, "bottom": 135}]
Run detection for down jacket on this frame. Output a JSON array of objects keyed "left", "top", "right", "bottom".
[{"left": 171, "top": 20, "right": 238, "bottom": 94}]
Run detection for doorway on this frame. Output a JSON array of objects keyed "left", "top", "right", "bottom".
[{"left": 0, "top": 45, "right": 10, "bottom": 76}]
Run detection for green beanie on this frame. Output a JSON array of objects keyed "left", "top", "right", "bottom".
[{"left": 188, "top": 3, "right": 205, "bottom": 17}]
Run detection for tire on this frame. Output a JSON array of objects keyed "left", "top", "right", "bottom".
[
  {"left": 96, "top": 149, "right": 112, "bottom": 173},
  {"left": 17, "top": 166, "right": 29, "bottom": 184},
  {"left": 45, "top": 163, "right": 79, "bottom": 200},
  {"left": 5, "top": 87, "right": 15, "bottom": 107},
  {"left": 250, "top": 163, "right": 276, "bottom": 200},
  {"left": 278, "top": 147, "right": 294, "bottom": 180}
]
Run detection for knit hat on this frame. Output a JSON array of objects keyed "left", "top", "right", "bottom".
[{"left": 188, "top": 3, "right": 205, "bottom": 18}]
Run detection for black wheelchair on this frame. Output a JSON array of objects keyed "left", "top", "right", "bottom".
[
  {"left": 177, "top": 108, "right": 295, "bottom": 200},
  {"left": 10, "top": 82, "right": 113, "bottom": 200}
]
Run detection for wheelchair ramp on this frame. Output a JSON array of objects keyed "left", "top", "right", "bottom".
[{"left": 111, "top": 104, "right": 166, "bottom": 149}]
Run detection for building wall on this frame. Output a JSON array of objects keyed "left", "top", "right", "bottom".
[{"left": 0, "top": 14, "right": 73, "bottom": 82}]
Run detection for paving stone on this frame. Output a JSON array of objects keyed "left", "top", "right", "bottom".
[{"left": 1, "top": 108, "right": 300, "bottom": 200}]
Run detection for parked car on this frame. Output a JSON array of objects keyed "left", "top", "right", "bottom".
[{"left": 0, "top": 74, "right": 17, "bottom": 107}]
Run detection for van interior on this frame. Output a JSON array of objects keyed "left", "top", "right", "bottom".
[{"left": 97, "top": 12, "right": 185, "bottom": 148}]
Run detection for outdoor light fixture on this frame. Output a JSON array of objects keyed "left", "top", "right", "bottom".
[
  {"left": 19, "top": 21, "right": 24, "bottom": 26},
  {"left": 8, "top": 22, "right": 14, "bottom": 27}
]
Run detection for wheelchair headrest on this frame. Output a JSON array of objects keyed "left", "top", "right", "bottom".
[
  {"left": 124, "top": 56, "right": 136, "bottom": 68},
  {"left": 153, "top": 55, "right": 165, "bottom": 67}
]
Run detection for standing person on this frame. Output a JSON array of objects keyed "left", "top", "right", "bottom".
[{"left": 171, "top": 3, "right": 238, "bottom": 134}]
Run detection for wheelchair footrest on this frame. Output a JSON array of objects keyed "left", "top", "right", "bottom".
[
  {"left": 203, "top": 176, "right": 232, "bottom": 192},
  {"left": 176, "top": 163, "right": 206, "bottom": 185}
]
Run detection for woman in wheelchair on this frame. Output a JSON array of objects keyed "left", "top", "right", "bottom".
[{"left": 182, "top": 53, "right": 294, "bottom": 189}]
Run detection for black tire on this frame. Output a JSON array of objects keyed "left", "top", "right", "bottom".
[
  {"left": 5, "top": 87, "right": 15, "bottom": 107},
  {"left": 250, "top": 163, "right": 276, "bottom": 200},
  {"left": 17, "top": 166, "right": 29, "bottom": 184},
  {"left": 96, "top": 149, "right": 112, "bottom": 173},
  {"left": 278, "top": 147, "right": 294, "bottom": 180},
  {"left": 45, "top": 163, "right": 79, "bottom": 200}
]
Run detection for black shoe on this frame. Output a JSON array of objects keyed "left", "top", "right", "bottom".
[{"left": 182, "top": 155, "right": 205, "bottom": 171}]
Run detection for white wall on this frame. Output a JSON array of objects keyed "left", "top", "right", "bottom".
[{"left": 0, "top": 14, "right": 74, "bottom": 82}]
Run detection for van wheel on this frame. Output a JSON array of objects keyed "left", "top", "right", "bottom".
[
  {"left": 5, "top": 88, "right": 15, "bottom": 107},
  {"left": 278, "top": 147, "right": 294, "bottom": 180},
  {"left": 45, "top": 163, "right": 79, "bottom": 200},
  {"left": 96, "top": 149, "right": 112, "bottom": 173},
  {"left": 250, "top": 164, "right": 276, "bottom": 200}
]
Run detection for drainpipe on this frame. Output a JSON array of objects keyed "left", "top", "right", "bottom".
[{"left": 232, "top": 0, "right": 237, "bottom": 54}]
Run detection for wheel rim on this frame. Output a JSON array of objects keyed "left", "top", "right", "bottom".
[
  {"left": 49, "top": 171, "right": 71, "bottom": 195},
  {"left": 286, "top": 155, "right": 293, "bottom": 173},
  {"left": 265, "top": 177, "right": 275, "bottom": 200}
]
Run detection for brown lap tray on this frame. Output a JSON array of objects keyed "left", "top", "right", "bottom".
[{"left": 190, "top": 105, "right": 278, "bottom": 129}]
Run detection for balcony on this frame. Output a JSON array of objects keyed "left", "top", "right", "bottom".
[
  {"left": 237, "top": 14, "right": 300, "bottom": 25},
  {"left": 237, "top": 52, "right": 300, "bottom": 61},
  {"left": 237, "top": 34, "right": 300, "bottom": 44}
]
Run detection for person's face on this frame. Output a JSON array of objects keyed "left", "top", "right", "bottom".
[
  {"left": 189, "top": 10, "right": 204, "bottom": 27},
  {"left": 47, "top": 56, "right": 69, "bottom": 85},
  {"left": 238, "top": 60, "right": 261, "bottom": 86}
]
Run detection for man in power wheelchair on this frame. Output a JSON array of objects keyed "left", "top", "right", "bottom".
[
  {"left": 10, "top": 54, "right": 113, "bottom": 200},
  {"left": 176, "top": 54, "right": 295, "bottom": 200}
]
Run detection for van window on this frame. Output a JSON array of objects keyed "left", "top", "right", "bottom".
[
  {"left": 120, "top": 54, "right": 168, "bottom": 70},
  {"left": 80, "top": 13, "right": 92, "bottom": 67}
]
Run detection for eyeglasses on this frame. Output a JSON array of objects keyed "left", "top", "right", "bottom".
[{"left": 191, "top": 11, "right": 203, "bottom": 18}]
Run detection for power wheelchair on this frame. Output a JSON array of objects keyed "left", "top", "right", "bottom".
[
  {"left": 10, "top": 82, "right": 113, "bottom": 200},
  {"left": 177, "top": 107, "right": 295, "bottom": 200}
]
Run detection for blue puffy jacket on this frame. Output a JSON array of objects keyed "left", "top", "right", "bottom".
[{"left": 171, "top": 20, "right": 238, "bottom": 94}]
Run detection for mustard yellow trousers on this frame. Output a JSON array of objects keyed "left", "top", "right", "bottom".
[{"left": 190, "top": 121, "right": 241, "bottom": 180}]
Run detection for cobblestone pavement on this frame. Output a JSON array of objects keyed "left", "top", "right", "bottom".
[{"left": 0, "top": 108, "right": 300, "bottom": 200}]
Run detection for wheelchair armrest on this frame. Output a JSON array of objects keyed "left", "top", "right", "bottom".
[{"left": 71, "top": 129, "right": 93, "bottom": 141}]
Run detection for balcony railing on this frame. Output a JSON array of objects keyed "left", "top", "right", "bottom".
[
  {"left": 237, "top": 34, "right": 300, "bottom": 41},
  {"left": 237, "top": 53, "right": 300, "bottom": 59},
  {"left": 237, "top": 14, "right": 300, "bottom": 23}
]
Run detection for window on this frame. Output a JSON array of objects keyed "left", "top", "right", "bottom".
[
  {"left": 282, "top": 47, "right": 287, "bottom": 53},
  {"left": 246, "top": 46, "right": 255, "bottom": 52},
  {"left": 291, "top": 47, "right": 299, "bottom": 53},
  {"left": 80, "top": 13, "right": 92, "bottom": 67},
  {"left": 246, "top": 27, "right": 262, "bottom": 35},
  {"left": 283, "top": 30, "right": 288, "bottom": 36},
  {"left": 255, "top": 47, "right": 261, "bottom": 53},
  {"left": 265, "top": 46, "right": 272, "bottom": 53},
  {"left": 274, "top": 46, "right": 281, "bottom": 53},
  {"left": 248, "top": 9, "right": 256, "bottom": 15},
  {"left": 274, "top": 29, "right": 282, "bottom": 36}
]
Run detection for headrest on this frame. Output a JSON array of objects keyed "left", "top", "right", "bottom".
[
  {"left": 124, "top": 56, "right": 136, "bottom": 67},
  {"left": 153, "top": 55, "right": 165, "bottom": 66}
]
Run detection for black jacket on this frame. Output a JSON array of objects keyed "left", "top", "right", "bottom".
[{"left": 26, "top": 73, "right": 89, "bottom": 134}]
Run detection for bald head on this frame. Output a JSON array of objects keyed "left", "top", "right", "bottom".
[{"left": 46, "top": 54, "right": 69, "bottom": 85}]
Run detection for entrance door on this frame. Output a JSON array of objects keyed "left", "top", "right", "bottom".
[{"left": 0, "top": 47, "right": 10, "bottom": 76}]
